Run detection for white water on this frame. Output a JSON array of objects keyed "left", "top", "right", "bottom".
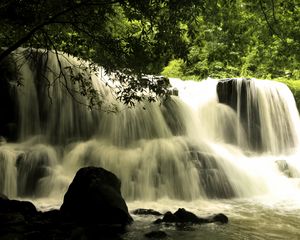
[{"left": 1, "top": 49, "right": 300, "bottom": 238}]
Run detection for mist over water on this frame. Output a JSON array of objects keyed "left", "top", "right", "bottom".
[{"left": 1, "top": 49, "right": 300, "bottom": 239}]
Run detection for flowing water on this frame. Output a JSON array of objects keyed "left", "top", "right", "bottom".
[{"left": 1, "top": 48, "right": 300, "bottom": 239}]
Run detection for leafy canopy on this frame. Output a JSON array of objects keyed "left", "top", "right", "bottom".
[
  {"left": 1, "top": 0, "right": 299, "bottom": 107},
  {"left": 0, "top": 0, "right": 202, "bottom": 106},
  {"left": 162, "top": 0, "right": 300, "bottom": 80}
]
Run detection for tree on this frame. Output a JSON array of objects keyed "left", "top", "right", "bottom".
[
  {"left": 0, "top": 0, "right": 202, "bottom": 106},
  {"left": 162, "top": 0, "right": 300, "bottom": 80}
]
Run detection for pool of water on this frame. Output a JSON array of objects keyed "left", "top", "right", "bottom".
[
  {"left": 123, "top": 197, "right": 300, "bottom": 240},
  {"left": 31, "top": 195, "right": 300, "bottom": 239}
]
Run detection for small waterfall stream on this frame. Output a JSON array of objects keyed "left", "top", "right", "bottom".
[{"left": 1, "top": 48, "right": 300, "bottom": 207}]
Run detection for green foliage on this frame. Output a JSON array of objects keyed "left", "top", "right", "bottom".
[
  {"left": 161, "top": 0, "right": 300, "bottom": 81},
  {"left": 1, "top": 0, "right": 299, "bottom": 106},
  {"left": 161, "top": 59, "right": 185, "bottom": 78},
  {"left": 0, "top": 0, "right": 200, "bottom": 106}
]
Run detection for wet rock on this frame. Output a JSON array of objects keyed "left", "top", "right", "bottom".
[
  {"left": 187, "top": 150, "right": 235, "bottom": 199},
  {"left": 60, "top": 166, "right": 133, "bottom": 225},
  {"left": 0, "top": 192, "right": 8, "bottom": 200},
  {"left": 145, "top": 230, "right": 168, "bottom": 239},
  {"left": 162, "top": 98, "right": 187, "bottom": 135},
  {"left": 0, "top": 197, "right": 38, "bottom": 238},
  {"left": 154, "top": 208, "right": 228, "bottom": 225},
  {"left": 207, "top": 213, "right": 229, "bottom": 224},
  {"left": 158, "top": 211, "right": 179, "bottom": 223},
  {"left": 132, "top": 208, "right": 162, "bottom": 216},
  {"left": 173, "top": 208, "right": 206, "bottom": 224},
  {"left": 0, "top": 197, "right": 37, "bottom": 218},
  {"left": 0, "top": 167, "right": 135, "bottom": 239},
  {"left": 154, "top": 208, "right": 205, "bottom": 224}
]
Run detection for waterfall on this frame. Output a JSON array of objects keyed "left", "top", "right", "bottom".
[
  {"left": 1, "top": 48, "right": 300, "bottom": 202},
  {"left": 216, "top": 78, "right": 300, "bottom": 154}
]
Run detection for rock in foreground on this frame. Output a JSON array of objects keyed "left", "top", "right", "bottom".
[
  {"left": 0, "top": 167, "right": 133, "bottom": 239},
  {"left": 60, "top": 166, "right": 133, "bottom": 225}
]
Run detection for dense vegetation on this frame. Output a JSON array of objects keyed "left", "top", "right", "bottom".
[
  {"left": 0, "top": 0, "right": 299, "bottom": 105},
  {"left": 0, "top": 0, "right": 201, "bottom": 105},
  {"left": 161, "top": 0, "right": 300, "bottom": 80}
]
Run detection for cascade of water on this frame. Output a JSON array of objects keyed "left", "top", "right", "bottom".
[
  {"left": 0, "top": 146, "right": 18, "bottom": 198},
  {"left": 217, "top": 78, "right": 300, "bottom": 154},
  {"left": 1, "top": 49, "right": 300, "bottom": 203},
  {"left": 10, "top": 48, "right": 114, "bottom": 143}
]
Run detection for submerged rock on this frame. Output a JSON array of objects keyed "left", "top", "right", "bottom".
[
  {"left": 154, "top": 208, "right": 228, "bottom": 225},
  {"left": 60, "top": 166, "right": 133, "bottom": 225},
  {"left": 145, "top": 230, "right": 168, "bottom": 239}
]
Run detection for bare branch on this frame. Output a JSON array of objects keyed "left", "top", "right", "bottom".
[
  {"left": 258, "top": 0, "right": 284, "bottom": 41},
  {"left": 270, "top": 0, "right": 277, "bottom": 23}
]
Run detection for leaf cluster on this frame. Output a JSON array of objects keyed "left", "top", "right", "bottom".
[
  {"left": 162, "top": 0, "right": 300, "bottom": 80},
  {"left": 0, "top": 0, "right": 201, "bottom": 107}
]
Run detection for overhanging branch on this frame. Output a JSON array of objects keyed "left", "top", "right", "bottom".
[{"left": 0, "top": 0, "right": 119, "bottom": 63}]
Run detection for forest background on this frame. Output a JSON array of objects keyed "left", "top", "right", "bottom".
[{"left": 1, "top": 0, "right": 299, "bottom": 108}]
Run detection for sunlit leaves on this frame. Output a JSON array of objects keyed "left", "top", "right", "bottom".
[{"left": 162, "top": 0, "right": 300, "bottom": 80}]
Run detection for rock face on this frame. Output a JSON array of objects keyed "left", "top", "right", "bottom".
[
  {"left": 0, "top": 57, "right": 18, "bottom": 141},
  {"left": 187, "top": 150, "right": 235, "bottom": 199},
  {"left": 0, "top": 194, "right": 38, "bottom": 237},
  {"left": 60, "top": 166, "right": 133, "bottom": 225},
  {"left": 217, "top": 78, "right": 262, "bottom": 151}
]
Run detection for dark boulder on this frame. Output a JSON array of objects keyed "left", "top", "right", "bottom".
[
  {"left": 0, "top": 167, "right": 132, "bottom": 239},
  {"left": 0, "top": 196, "right": 38, "bottom": 237},
  {"left": 0, "top": 197, "right": 37, "bottom": 218},
  {"left": 60, "top": 166, "right": 133, "bottom": 225},
  {"left": 132, "top": 208, "right": 162, "bottom": 216},
  {"left": 154, "top": 208, "right": 228, "bottom": 225},
  {"left": 173, "top": 208, "right": 206, "bottom": 223},
  {"left": 207, "top": 213, "right": 229, "bottom": 224},
  {"left": 0, "top": 192, "right": 8, "bottom": 200},
  {"left": 157, "top": 211, "right": 179, "bottom": 223}
]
